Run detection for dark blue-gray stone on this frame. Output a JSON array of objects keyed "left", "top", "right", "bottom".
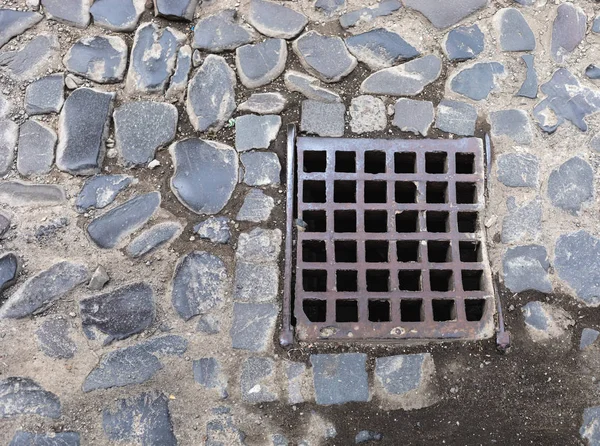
[
  {"left": 0, "top": 377, "right": 61, "bottom": 419},
  {"left": 339, "top": 0, "right": 401, "bottom": 29},
  {"left": 521, "top": 301, "right": 549, "bottom": 331},
  {"left": 435, "top": 99, "right": 477, "bottom": 136},
  {"left": 17, "top": 120, "right": 56, "bottom": 176},
  {"left": 24, "top": 73, "right": 64, "bottom": 115},
  {"left": 126, "top": 222, "right": 181, "bottom": 258},
  {"left": 392, "top": 98, "right": 434, "bottom": 136},
  {"left": 80, "top": 282, "right": 155, "bottom": 344},
  {"left": 547, "top": 157, "right": 593, "bottom": 214},
  {"left": 186, "top": 55, "right": 237, "bottom": 132},
  {"left": 154, "top": 0, "right": 198, "bottom": 21},
  {"left": 497, "top": 153, "right": 539, "bottom": 188},
  {"left": 9, "top": 431, "right": 80, "bottom": 446},
  {"left": 193, "top": 9, "right": 258, "bottom": 52},
  {"left": 403, "top": 0, "right": 487, "bottom": 29},
  {"left": 172, "top": 251, "right": 228, "bottom": 321},
  {"left": 166, "top": 45, "right": 192, "bottom": 101},
  {"left": 0, "top": 261, "right": 88, "bottom": 319},
  {"left": 235, "top": 114, "right": 281, "bottom": 151},
  {"left": 40, "top": 0, "right": 91, "bottom": 28},
  {"left": 594, "top": 16, "right": 600, "bottom": 34},
  {"left": 311, "top": 353, "right": 369, "bottom": 405},
  {"left": 75, "top": 174, "right": 132, "bottom": 213},
  {"left": 56, "top": 87, "right": 114, "bottom": 175},
  {"left": 36, "top": 317, "right": 77, "bottom": 359},
  {"left": 489, "top": 109, "right": 532, "bottom": 145},
  {"left": 375, "top": 354, "right": 428, "bottom": 395},
  {"left": 586, "top": 65, "right": 600, "bottom": 80},
  {"left": 63, "top": 36, "right": 128, "bottom": 83},
  {"left": 247, "top": 0, "right": 307, "bottom": 39},
  {"left": 0, "top": 252, "right": 19, "bottom": 293},
  {"left": 551, "top": 3, "right": 586, "bottom": 63},
  {"left": 87, "top": 192, "right": 161, "bottom": 249},
  {"left": 580, "top": 328, "right": 599, "bottom": 350},
  {"left": 517, "top": 54, "right": 538, "bottom": 99},
  {"left": 345, "top": 28, "right": 419, "bottom": 71},
  {"left": 241, "top": 357, "right": 277, "bottom": 403},
  {"left": 503, "top": 245, "right": 552, "bottom": 293},
  {"left": 194, "top": 217, "right": 231, "bottom": 244},
  {"left": 103, "top": 393, "right": 176, "bottom": 446},
  {"left": 284, "top": 70, "right": 341, "bottom": 103},
  {"left": 293, "top": 31, "right": 357, "bottom": 83},
  {"left": 236, "top": 38, "right": 287, "bottom": 89},
  {"left": 581, "top": 406, "right": 600, "bottom": 444},
  {"left": 450, "top": 62, "right": 505, "bottom": 101},
  {"left": 444, "top": 24, "right": 484, "bottom": 61},
  {"left": 555, "top": 231, "right": 600, "bottom": 306},
  {"left": 501, "top": 196, "right": 541, "bottom": 244},
  {"left": 355, "top": 431, "right": 383, "bottom": 444},
  {"left": 114, "top": 101, "right": 178, "bottom": 166},
  {"left": 0, "top": 213, "right": 9, "bottom": 238},
  {"left": 193, "top": 357, "right": 228, "bottom": 398},
  {"left": 84, "top": 336, "right": 186, "bottom": 391},
  {"left": 169, "top": 138, "right": 238, "bottom": 214},
  {"left": 90, "top": 0, "right": 145, "bottom": 32},
  {"left": 230, "top": 303, "right": 278, "bottom": 352},
  {"left": 495, "top": 8, "right": 535, "bottom": 52},
  {"left": 126, "top": 23, "right": 185, "bottom": 94},
  {"left": 315, "top": 0, "right": 345, "bottom": 16},
  {"left": 0, "top": 9, "right": 43, "bottom": 50},
  {"left": 0, "top": 34, "right": 60, "bottom": 80},
  {"left": 300, "top": 100, "right": 345, "bottom": 137},
  {"left": 238, "top": 92, "right": 286, "bottom": 115},
  {"left": 241, "top": 151, "right": 281, "bottom": 186}
]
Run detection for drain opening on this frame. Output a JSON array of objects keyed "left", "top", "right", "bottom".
[
  {"left": 365, "top": 151, "right": 386, "bottom": 173},
  {"left": 303, "top": 180, "right": 326, "bottom": 203},
  {"left": 394, "top": 152, "right": 417, "bottom": 173},
  {"left": 336, "top": 300, "right": 358, "bottom": 322},
  {"left": 304, "top": 299, "right": 326, "bottom": 322},
  {"left": 303, "top": 270, "right": 327, "bottom": 292},
  {"left": 335, "top": 240, "right": 357, "bottom": 262},
  {"left": 336, "top": 151, "right": 356, "bottom": 172},
  {"left": 397, "top": 240, "right": 420, "bottom": 262},
  {"left": 303, "top": 240, "right": 327, "bottom": 262},
  {"left": 369, "top": 300, "right": 391, "bottom": 322},
  {"left": 303, "top": 210, "right": 326, "bottom": 232},
  {"left": 401, "top": 299, "right": 424, "bottom": 322},
  {"left": 304, "top": 150, "right": 327, "bottom": 172},
  {"left": 432, "top": 299, "right": 456, "bottom": 321},
  {"left": 337, "top": 270, "right": 358, "bottom": 292}
]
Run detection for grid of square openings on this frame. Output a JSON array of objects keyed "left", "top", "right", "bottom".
[{"left": 296, "top": 139, "right": 489, "bottom": 330}]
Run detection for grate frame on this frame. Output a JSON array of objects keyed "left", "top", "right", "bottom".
[{"left": 293, "top": 136, "right": 495, "bottom": 342}]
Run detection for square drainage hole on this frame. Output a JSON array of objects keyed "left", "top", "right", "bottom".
[
  {"left": 366, "top": 240, "right": 389, "bottom": 263},
  {"left": 397, "top": 240, "right": 420, "bottom": 262},
  {"left": 426, "top": 182, "right": 448, "bottom": 204},
  {"left": 302, "top": 270, "right": 327, "bottom": 292},
  {"left": 303, "top": 180, "right": 326, "bottom": 203},
  {"left": 398, "top": 270, "right": 421, "bottom": 291},
  {"left": 396, "top": 211, "right": 419, "bottom": 233},
  {"left": 458, "top": 212, "right": 478, "bottom": 233},
  {"left": 334, "top": 210, "right": 356, "bottom": 232},
  {"left": 461, "top": 270, "right": 484, "bottom": 291},
  {"left": 432, "top": 299, "right": 457, "bottom": 321},
  {"left": 395, "top": 181, "right": 417, "bottom": 203},
  {"left": 303, "top": 210, "right": 326, "bottom": 232},
  {"left": 337, "top": 270, "right": 358, "bottom": 292},
  {"left": 366, "top": 269, "right": 390, "bottom": 292},
  {"left": 302, "top": 240, "right": 327, "bottom": 262},
  {"left": 456, "top": 153, "right": 475, "bottom": 174},
  {"left": 335, "top": 151, "right": 356, "bottom": 173},
  {"left": 394, "top": 152, "right": 416, "bottom": 173},
  {"left": 430, "top": 270, "right": 454, "bottom": 291},
  {"left": 336, "top": 300, "right": 359, "bottom": 322},
  {"left": 304, "top": 151, "right": 327, "bottom": 172},
  {"left": 365, "top": 181, "right": 387, "bottom": 203},
  {"left": 335, "top": 240, "right": 357, "bottom": 262},
  {"left": 368, "top": 300, "right": 391, "bottom": 322},
  {"left": 425, "top": 152, "right": 447, "bottom": 174},
  {"left": 365, "top": 210, "right": 388, "bottom": 233},
  {"left": 456, "top": 182, "right": 477, "bottom": 204},
  {"left": 426, "top": 211, "right": 449, "bottom": 233},
  {"left": 465, "top": 298, "right": 486, "bottom": 321},
  {"left": 401, "top": 299, "right": 424, "bottom": 322},
  {"left": 428, "top": 241, "right": 451, "bottom": 263},
  {"left": 334, "top": 180, "right": 356, "bottom": 203},
  {"left": 303, "top": 299, "right": 326, "bottom": 322},
  {"left": 365, "top": 151, "right": 387, "bottom": 173},
  {"left": 459, "top": 241, "right": 481, "bottom": 262}
]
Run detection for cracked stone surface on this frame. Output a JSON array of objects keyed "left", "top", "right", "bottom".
[
  {"left": 0, "top": 9, "right": 42, "bottom": 49},
  {"left": 75, "top": 174, "right": 132, "bottom": 212},
  {"left": 345, "top": 28, "right": 419, "bottom": 71},
  {"left": 193, "top": 9, "right": 257, "bottom": 52},
  {"left": 194, "top": 216, "right": 231, "bottom": 244},
  {"left": 340, "top": 0, "right": 401, "bottom": 29},
  {"left": 236, "top": 189, "right": 275, "bottom": 222},
  {"left": 443, "top": 24, "right": 484, "bottom": 61},
  {"left": 63, "top": 36, "right": 128, "bottom": 84},
  {"left": 503, "top": 245, "right": 552, "bottom": 294},
  {"left": 166, "top": 45, "right": 192, "bottom": 102},
  {"left": 235, "top": 114, "right": 281, "bottom": 152},
  {"left": 126, "top": 222, "right": 182, "bottom": 258},
  {"left": 497, "top": 153, "right": 539, "bottom": 188},
  {"left": 450, "top": 61, "right": 505, "bottom": 101},
  {"left": 230, "top": 302, "right": 278, "bottom": 352},
  {"left": 238, "top": 92, "right": 286, "bottom": 115},
  {"left": 284, "top": 70, "right": 341, "bottom": 102},
  {"left": 547, "top": 156, "right": 593, "bottom": 214},
  {"left": 361, "top": 55, "right": 441, "bottom": 96},
  {"left": 247, "top": 0, "right": 307, "bottom": 39},
  {"left": 241, "top": 151, "right": 281, "bottom": 186},
  {"left": 24, "top": 73, "right": 64, "bottom": 115},
  {"left": 236, "top": 38, "right": 287, "bottom": 89},
  {"left": 551, "top": 2, "right": 586, "bottom": 64},
  {"left": 0, "top": 377, "right": 61, "bottom": 419},
  {"left": 392, "top": 98, "right": 434, "bottom": 136}
]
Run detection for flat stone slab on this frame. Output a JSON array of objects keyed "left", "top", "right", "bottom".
[
  {"left": 0, "top": 9, "right": 43, "bottom": 50},
  {"left": 169, "top": 138, "right": 238, "bottom": 214},
  {"left": 238, "top": 92, "right": 286, "bottom": 115},
  {"left": 315, "top": 0, "right": 345, "bottom": 16},
  {"left": 286, "top": 362, "right": 308, "bottom": 404},
  {"left": 503, "top": 245, "right": 552, "bottom": 293},
  {"left": 9, "top": 431, "right": 80, "bottom": 446},
  {"left": 114, "top": 101, "right": 178, "bottom": 166},
  {"left": 171, "top": 251, "right": 228, "bottom": 320},
  {"left": 489, "top": 109, "right": 532, "bottom": 145},
  {"left": 293, "top": 31, "right": 357, "bottom": 83},
  {"left": 17, "top": 120, "right": 56, "bottom": 176},
  {"left": 450, "top": 62, "right": 505, "bottom": 101},
  {"left": 551, "top": 2, "right": 586, "bottom": 63},
  {"left": 193, "top": 9, "right": 257, "bottom": 52},
  {"left": 501, "top": 196, "right": 541, "bottom": 244},
  {"left": 241, "top": 357, "right": 278, "bottom": 403},
  {"left": 247, "top": 0, "right": 307, "bottom": 39},
  {"left": 393, "top": 98, "right": 434, "bottom": 136},
  {"left": 90, "top": 0, "right": 145, "bottom": 32},
  {"left": 555, "top": 231, "right": 600, "bottom": 306},
  {"left": 41, "top": 0, "right": 92, "bottom": 28},
  {"left": 24, "top": 73, "right": 64, "bottom": 115},
  {"left": 63, "top": 36, "right": 128, "bottom": 83},
  {"left": 345, "top": 28, "right": 419, "bottom": 71},
  {"left": 241, "top": 151, "right": 281, "bottom": 186},
  {"left": 0, "top": 377, "right": 61, "bottom": 419},
  {"left": 236, "top": 228, "right": 282, "bottom": 263},
  {"left": 0, "top": 261, "right": 88, "bottom": 319},
  {"left": 235, "top": 114, "right": 281, "bottom": 152},
  {"left": 126, "top": 222, "right": 181, "bottom": 258},
  {"left": 404, "top": 0, "right": 487, "bottom": 29},
  {"left": 36, "top": 317, "right": 77, "bottom": 359},
  {"left": 230, "top": 302, "right": 278, "bottom": 352},
  {"left": 165, "top": 45, "right": 192, "bottom": 102},
  {"left": 0, "top": 34, "right": 60, "bottom": 80},
  {"left": 103, "top": 393, "right": 176, "bottom": 446},
  {"left": 154, "top": 0, "right": 198, "bottom": 21},
  {"left": 517, "top": 54, "right": 538, "bottom": 99},
  {"left": 350, "top": 95, "right": 387, "bottom": 134},
  {"left": 205, "top": 408, "right": 247, "bottom": 446},
  {"left": 80, "top": 282, "right": 155, "bottom": 344},
  {"left": 0, "top": 252, "right": 19, "bottom": 293},
  {"left": 311, "top": 353, "right": 369, "bottom": 405},
  {"left": 497, "top": 153, "right": 539, "bottom": 187},
  {"left": 284, "top": 70, "right": 341, "bottom": 103},
  {"left": 0, "top": 119, "right": 17, "bottom": 175},
  {"left": 234, "top": 262, "right": 279, "bottom": 303},
  {"left": 581, "top": 406, "right": 600, "bottom": 445},
  {"left": 435, "top": 99, "right": 477, "bottom": 136},
  {"left": 193, "top": 357, "right": 228, "bottom": 398},
  {"left": 75, "top": 174, "right": 132, "bottom": 213},
  {"left": 0, "top": 181, "right": 65, "bottom": 207},
  {"left": 194, "top": 217, "right": 231, "bottom": 244},
  {"left": 547, "top": 156, "right": 593, "bottom": 214},
  {"left": 443, "top": 24, "right": 484, "bottom": 61},
  {"left": 236, "top": 38, "right": 287, "bottom": 89},
  {"left": 236, "top": 189, "right": 275, "bottom": 222},
  {"left": 0, "top": 95, "right": 9, "bottom": 118},
  {"left": 361, "top": 55, "right": 441, "bottom": 96},
  {"left": 87, "top": 192, "right": 161, "bottom": 249},
  {"left": 340, "top": 0, "right": 401, "bottom": 29},
  {"left": 186, "top": 55, "right": 236, "bottom": 132},
  {"left": 56, "top": 87, "right": 114, "bottom": 175},
  {"left": 580, "top": 328, "right": 600, "bottom": 350},
  {"left": 301, "top": 100, "right": 345, "bottom": 137},
  {"left": 521, "top": 301, "right": 573, "bottom": 343},
  {"left": 494, "top": 8, "right": 535, "bottom": 52}
]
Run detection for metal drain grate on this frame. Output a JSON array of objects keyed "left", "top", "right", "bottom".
[{"left": 291, "top": 136, "right": 495, "bottom": 342}]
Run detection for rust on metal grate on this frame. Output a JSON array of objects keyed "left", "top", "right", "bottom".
[{"left": 292, "top": 135, "right": 495, "bottom": 342}]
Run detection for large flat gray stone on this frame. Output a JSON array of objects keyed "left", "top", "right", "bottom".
[
  {"left": 311, "top": 353, "right": 369, "bottom": 405},
  {"left": 241, "top": 151, "right": 281, "bottom": 186},
  {"left": 497, "top": 153, "right": 539, "bottom": 188},
  {"left": 238, "top": 92, "right": 286, "bottom": 115},
  {"left": 392, "top": 98, "right": 433, "bottom": 136},
  {"left": 241, "top": 357, "right": 278, "bottom": 403},
  {"left": 194, "top": 216, "right": 231, "bottom": 244},
  {"left": 41, "top": 0, "right": 92, "bottom": 28},
  {"left": 517, "top": 55, "right": 538, "bottom": 99},
  {"left": 340, "top": 0, "right": 401, "bottom": 29},
  {"left": 247, "top": 0, "right": 307, "bottom": 39},
  {"left": 0, "top": 181, "right": 65, "bottom": 207},
  {"left": 230, "top": 303, "right": 278, "bottom": 352},
  {"left": 165, "top": 45, "right": 192, "bottom": 102},
  {"left": 503, "top": 245, "right": 552, "bottom": 293},
  {"left": 9, "top": 431, "right": 80, "bottom": 446},
  {"left": 234, "top": 262, "right": 279, "bottom": 303},
  {"left": 235, "top": 114, "right": 281, "bottom": 151},
  {"left": 75, "top": 174, "right": 132, "bottom": 212},
  {"left": 126, "top": 222, "right": 181, "bottom": 258},
  {"left": 17, "top": 120, "right": 56, "bottom": 176},
  {"left": 24, "top": 73, "right": 64, "bottom": 115},
  {"left": 236, "top": 38, "right": 287, "bottom": 89},
  {"left": 90, "top": 0, "right": 145, "bottom": 32},
  {"left": 193, "top": 357, "right": 228, "bottom": 398},
  {"left": 0, "top": 9, "right": 43, "bottom": 50},
  {"left": 301, "top": 100, "right": 345, "bottom": 137},
  {"left": 547, "top": 156, "right": 593, "bottom": 214},
  {"left": 345, "top": 28, "right": 419, "bottom": 71},
  {"left": 551, "top": 2, "right": 586, "bottom": 63},
  {"left": 361, "top": 55, "right": 441, "bottom": 96},
  {"left": 403, "top": 0, "right": 487, "bottom": 29},
  {"left": 435, "top": 99, "right": 477, "bottom": 136},
  {"left": 489, "top": 109, "right": 533, "bottom": 145},
  {"left": 63, "top": 36, "right": 128, "bottom": 83},
  {"left": 350, "top": 95, "right": 387, "bottom": 134},
  {"left": 493, "top": 8, "right": 535, "bottom": 52},
  {"left": 154, "top": 0, "right": 198, "bottom": 21},
  {"left": 35, "top": 316, "right": 77, "bottom": 359},
  {"left": 284, "top": 70, "right": 341, "bottom": 102},
  {"left": 443, "top": 24, "right": 484, "bottom": 61},
  {"left": 236, "top": 189, "right": 275, "bottom": 222},
  {"left": 236, "top": 228, "right": 282, "bottom": 263},
  {"left": 501, "top": 196, "right": 542, "bottom": 244},
  {"left": 193, "top": 9, "right": 258, "bottom": 52},
  {"left": 0, "top": 34, "right": 60, "bottom": 80},
  {"left": 0, "top": 377, "right": 61, "bottom": 419},
  {"left": 450, "top": 62, "right": 505, "bottom": 101}
]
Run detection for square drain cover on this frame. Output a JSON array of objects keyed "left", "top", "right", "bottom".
[{"left": 292, "top": 136, "right": 495, "bottom": 342}]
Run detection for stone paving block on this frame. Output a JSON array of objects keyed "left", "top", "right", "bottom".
[
  {"left": 284, "top": 70, "right": 341, "bottom": 103},
  {"left": 241, "top": 151, "right": 281, "bottom": 186},
  {"left": 340, "top": 0, "right": 401, "bottom": 29},
  {"left": 63, "top": 36, "right": 128, "bottom": 83},
  {"left": 205, "top": 408, "right": 247, "bottom": 446},
  {"left": 493, "top": 8, "right": 535, "bottom": 52},
  {"left": 236, "top": 39, "right": 287, "bottom": 89},
  {"left": 435, "top": 99, "right": 477, "bottom": 136},
  {"left": 41, "top": 0, "right": 92, "bottom": 28},
  {"left": 154, "top": 0, "right": 198, "bottom": 21},
  {"left": 311, "top": 353, "right": 369, "bottom": 405},
  {"left": 236, "top": 228, "right": 282, "bottom": 263},
  {"left": 234, "top": 261, "right": 279, "bottom": 303},
  {"left": 235, "top": 114, "right": 281, "bottom": 152},
  {"left": 0, "top": 252, "right": 19, "bottom": 293},
  {"left": 521, "top": 301, "right": 573, "bottom": 343},
  {"left": 551, "top": 2, "right": 586, "bottom": 63},
  {"left": 301, "top": 100, "right": 345, "bottom": 137},
  {"left": 345, "top": 28, "right": 419, "bottom": 71},
  {"left": 286, "top": 361, "right": 309, "bottom": 404},
  {"left": 497, "top": 153, "right": 539, "bottom": 188},
  {"left": 24, "top": 73, "right": 64, "bottom": 115},
  {"left": 194, "top": 216, "right": 231, "bottom": 244},
  {"left": 193, "top": 9, "right": 258, "bottom": 52},
  {"left": 403, "top": 0, "right": 487, "bottom": 29},
  {"left": 126, "top": 222, "right": 182, "bottom": 258},
  {"left": 16, "top": 119, "right": 55, "bottom": 176},
  {"left": 236, "top": 189, "right": 275, "bottom": 222},
  {"left": 315, "top": 0, "right": 345, "bottom": 16},
  {"left": 0, "top": 34, "right": 60, "bottom": 80},
  {"left": 36, "top": 316, "right": 77, "bottom": 359},
  {"left": 503, "top": 245, "right": 552, "bottom": 294},
  {"left": 9, "top": 431, "right": 80, "bottom": 446},
  {"left": 75, "top": 174, "right": 132, "bottom": 212},
  {"left": 580, "top": 328, "right": 600, "bottom": 351},
  {"left": 0, "top": 9, "right": 42, "bottom": 50},
  {"left": 0, "top": 119, "right": 17, "bottom": 175},
  {"left": 90, "top": 0, "right": 145, "bottom": 32},
  {"left": 166, "top": 45, "right": 192, "bottom": 101},
  {"left": 239, "top": 93, "right": 286, "bottom": 115},
  {"left": 247, "top": 0, "right": 307, "bottom": 39},
  {"left": 230, "top": 303, "right": 278, "bottom": 352},
  {"left": 88, "top": 265, "right": 109, "bottom": 291},
  {"left": 501, "top": 196, "right": 541, "bottom": 244},
  {"left": 241, "top": 357, "right": 279, "bottom": 403},
  {"left": 450, "top": 62, "right": 505, "bottom": 101},
  {"left": 193, "top": 357, "right": 228, "bottom": 398},
  {"left": 517, "top": 54, "right": 538, "bottom": 99},
  {"left": 547, "top": 157, "right": 593, "bottom": 214},
  {"left": 0, "top": 181, "right": 66, "bottom": 207},
  {"left": 349, "top": 95, "right": 386, "bottom": 134},
  {"left": 0, "top": 377, "right": 61, "bottom": 418},
  {"left": 0, "top": 94, "right": 9, "bottom": 118},
  {"left": 361, "top": 55, "right": 441, "bottom": 96},
  {"left": 443, "top": 24, "right": 484, "bottom": 61},
  {"left": 489, "top": 109, "right": 532, "bottom": 145},
  {"left": 392, "top": 98, "right": 434, "bottom": 136}
]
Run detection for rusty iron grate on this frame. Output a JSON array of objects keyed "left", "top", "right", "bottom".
[{"left": 290, "top": 136, "right": 495, "bottom": 342}]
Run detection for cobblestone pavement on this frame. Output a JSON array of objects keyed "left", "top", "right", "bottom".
[{"left": 2, "top": 0, "right": 600, "bottom": 444}]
